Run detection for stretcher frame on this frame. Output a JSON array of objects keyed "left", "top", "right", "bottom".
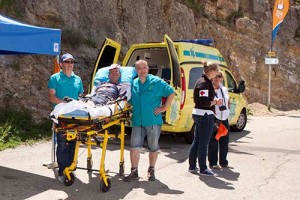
[{"left": 54, "top": 103, "right": 131, "bottom": 192}]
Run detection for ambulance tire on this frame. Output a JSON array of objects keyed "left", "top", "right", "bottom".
[
  {"left": 185, "top": 124, "right": 195, "bottom": 144},
  {"left": 231, "top": 109, "right": 247, "bottom": 132}
]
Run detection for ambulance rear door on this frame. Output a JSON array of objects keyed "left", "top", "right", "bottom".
[
  {"left": 89, "top": 38, "right": 121, "bottom": 93},
  {"left": 164, "top": 34, "right": 182, "bottom": 125}
]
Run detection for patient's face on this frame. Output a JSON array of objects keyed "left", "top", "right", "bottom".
[{"left": 109, "top": 68, "right": 120, "bottom": 83}]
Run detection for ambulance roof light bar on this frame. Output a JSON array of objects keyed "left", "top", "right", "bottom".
[{"left": 175, "top": 39, "right": 214, "bottom": 47}]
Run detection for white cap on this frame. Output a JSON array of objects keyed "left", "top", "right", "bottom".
[{"left": 61, "top": 53, "right": 75, "bottom": 62}]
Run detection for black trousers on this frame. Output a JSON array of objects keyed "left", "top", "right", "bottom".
[{"left": 208, "top": 119, "right": 229, "bottom": 166}]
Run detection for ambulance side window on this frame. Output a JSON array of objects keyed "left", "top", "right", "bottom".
[
  {"left": 189, "top": 67, "right": 203, "bottom": 89},
  {"left": 225, "top": 71, "right": 237, "bottom": 92}
]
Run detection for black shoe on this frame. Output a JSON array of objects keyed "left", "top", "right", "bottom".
[
  {"left": 124, "top": 168, "right": 139, "bottom": 182},
  {"left": 188, "top": 167, "right": 199, "bottom": 174},
  {"left": 220, "top": 164, "right": 233, "bottom": 169},
  {"left": 148, "top": 167, "right": 156, "bottom": 181}
]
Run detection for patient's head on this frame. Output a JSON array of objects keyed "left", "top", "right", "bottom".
[{"left": 108, "top": 64, "right": 121, "bottom": 84}]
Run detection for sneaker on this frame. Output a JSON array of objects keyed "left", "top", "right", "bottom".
[
  {"left": 188, "top": 167, "right": 199, "bottom": 174},
  {"left": 58, "top": 175, "right": 65, "bottom": 183},
  {"left": 200, "top": 169, "right": 217, "bottom": 177},
  {"left": 123, "top": 168, "right": 139, "bottom": 182},
  {"left": 148, "top": 167, "right": 156, "bottom": 181},
  {"left": 209, "top": 165, "right": 222, "bottom": 169}
]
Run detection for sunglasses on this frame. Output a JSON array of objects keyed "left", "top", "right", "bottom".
[
  {"left": 63, "top": 61, "right": 74, "bottom": 64},
  {"left": 215, "top": 75, "right": 222, "bottom": 78}
]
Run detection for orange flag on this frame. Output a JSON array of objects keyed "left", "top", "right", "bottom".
[
  {"left": 53, "top": 55, "right": 60, "bottom": 74},
  {"left": 271, "top": 0, "right": 289, "bottom": 50}
]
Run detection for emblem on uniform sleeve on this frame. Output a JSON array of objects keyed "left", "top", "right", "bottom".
[{"left": 199, "top": 90, "right": 208, "bottom": 97}]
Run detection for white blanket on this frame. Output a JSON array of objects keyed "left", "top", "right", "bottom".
[
  {"left": 50, "top": 82, "right": 131, "bottom": 123},
  {"left": 50, "top": 100, "right": 127, "bottom": 124}
]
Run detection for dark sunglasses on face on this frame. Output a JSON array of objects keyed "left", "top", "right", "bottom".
[
  {"left": 63, "top": 61, "right": 74, "bottom": 64},
  {"left": 215, "top": 75, "right": 222, "bottom": 78}
]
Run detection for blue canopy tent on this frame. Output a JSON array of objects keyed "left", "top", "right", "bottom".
[
  {"left": 0, "top": 14, "right": 61, "bottom": 55},
  {"left": 0, "top": 15, "right": 61, "bottom": 167}
]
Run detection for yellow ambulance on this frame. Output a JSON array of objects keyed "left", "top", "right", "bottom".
[{"left": 90, "top": 34, "right": 247, "bottom": 143}]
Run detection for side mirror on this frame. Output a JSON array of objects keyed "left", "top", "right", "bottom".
[{"left": 238, "top": 80, "right": 245, "bottom": 93}]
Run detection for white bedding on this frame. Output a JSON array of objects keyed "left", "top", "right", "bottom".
[{"left": 50, "top": 82, "right": 131, "bottom": 123}]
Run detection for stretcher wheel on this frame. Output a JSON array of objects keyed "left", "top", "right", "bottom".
[
  {"left": 64, "top": 172, "right": 75, "bottom": 186},
  {"left": 100, "top": 178, "right": 111, "bottom": 192},
  {"left": 119, "top": 163, "right": 124, "bottom": 176}
]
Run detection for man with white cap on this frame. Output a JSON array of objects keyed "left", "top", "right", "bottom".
[
  {"left": 48, "top": 53, "right": 84, "bottom": 105},
  {"left": 48, "top": 53, "right": 84, "bottom": 183}
]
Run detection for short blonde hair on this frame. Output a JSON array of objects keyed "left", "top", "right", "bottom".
[
  {"left": 218, "top": 71, "right": 224, "bottom": 78},
  {"left": 135, "top": 60, "right": 148, "bottom": 68}
]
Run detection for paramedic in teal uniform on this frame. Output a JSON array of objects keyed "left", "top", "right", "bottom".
[
  {"left": 48, "top": 53, "right": 84, "bottom": 183},
  {"left": 124, "top": 60, "right": 175, "bottom": 182}
]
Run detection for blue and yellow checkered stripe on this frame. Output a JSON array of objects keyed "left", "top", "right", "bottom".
[{"left": 183, "top": 50, "right": 225, "bottom": 62}]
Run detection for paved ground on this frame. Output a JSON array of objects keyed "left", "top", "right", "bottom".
[{"left": 1, "top": 114, "right": 300, "bottom": 200}]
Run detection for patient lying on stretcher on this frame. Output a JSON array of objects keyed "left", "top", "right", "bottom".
[{"left": 50, "top": 64, "right": 132, "bottom": 122}]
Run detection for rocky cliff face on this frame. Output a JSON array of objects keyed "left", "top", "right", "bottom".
[{"left": 0, "top": 0, "right": 299, "bottom": 121}]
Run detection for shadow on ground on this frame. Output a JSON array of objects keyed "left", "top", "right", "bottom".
[
  {"left": 199, "top": 167, "right": 240, "bottom": 190},
  {"left": 0, "top": 166, "right": 138, "bottom": 200}
]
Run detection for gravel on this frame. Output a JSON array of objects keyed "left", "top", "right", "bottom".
[{"left": 248, "top": 102, "right": 300, "bottom": 116}]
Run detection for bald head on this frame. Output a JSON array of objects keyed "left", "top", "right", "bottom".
[{"left": 135, "top": 60, "right": 149, "bottom": 81}]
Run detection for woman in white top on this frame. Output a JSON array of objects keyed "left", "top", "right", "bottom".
[{"left": 208, "top": 71, "right": 231, "bottom": 169}]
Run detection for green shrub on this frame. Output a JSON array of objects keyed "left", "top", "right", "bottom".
[
  {"left": 7, "top": 60, "right": 21, "bottom": 71},
  {"left": 183, "top": 0, "right": 207, "bottom": 16},
  {"left": 227, "top": 10, "right": 245, "bottom": 22},
  {"left": 0, "top": 0, "right": 22, "bottom": 18},
  {"left": 0, "top": 107, "right": 52, "bottom": 151},
  {"left": 62, "top": 28, "right": 84, "bottom": 49},
  {"left": 84, "top": 38, "right": 98, "bottom": 48},
  {"left": 294, "top": 27, "right": 300, "bottom": 40}
]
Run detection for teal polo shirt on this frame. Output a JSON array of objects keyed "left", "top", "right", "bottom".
[
  {"left": 130, "top": 74, "right": 175, "bottom": 126},
  {"left": 48, "top": 71, "right": 84, "bottom": 105}
]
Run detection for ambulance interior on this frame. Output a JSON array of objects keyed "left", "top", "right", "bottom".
[{"left": 126, "top": 48, "right": 171, "bottom": 83}]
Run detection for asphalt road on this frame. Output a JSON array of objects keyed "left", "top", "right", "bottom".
[{"left": 1, "top": 114, "right": 300, "bottom": 200}]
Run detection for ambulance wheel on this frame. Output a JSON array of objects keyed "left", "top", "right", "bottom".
[
  {"left": 119, "top": 163, "right": 124, "bottom": 176},
  {"left": 64, "top": 172, "right": 75, "bottom": 186},
  {"left": 185, "top": 124, "right": 195, "bottom": 144},
  {"left": 100, "top": 178, "right": 111, "bottom": 192},
  {"left": 231, "top": 109, "right": 247, "bottom": 132}
]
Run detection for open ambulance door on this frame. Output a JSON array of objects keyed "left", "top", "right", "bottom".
[
  {"left": 89, "top": 38, "right": 121, "bottom": 93},
  {"left": 164, "top": 34, "right": 182, "bottom": 125}
]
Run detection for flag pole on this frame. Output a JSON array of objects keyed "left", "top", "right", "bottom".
[
  {"left": 267, "top": 63, "right": 272, "bottom": 111},
  {"left": 268, "top": 0, "right": 289, "bottom": 111},
  {"left": 43, "top": 55, "right": 60, "bottom": 169}
]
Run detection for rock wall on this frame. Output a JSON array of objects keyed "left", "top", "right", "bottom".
[{"left": 0, "top": 0, "right": 299, "bottom": 121}]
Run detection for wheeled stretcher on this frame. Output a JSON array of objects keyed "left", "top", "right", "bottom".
[{"left": 53, "top": 99, "right": 131, "bottom": 192}]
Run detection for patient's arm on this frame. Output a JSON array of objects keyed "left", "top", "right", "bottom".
[{"left": 118, "top": 82, "right": 131, "bottom": 100}]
